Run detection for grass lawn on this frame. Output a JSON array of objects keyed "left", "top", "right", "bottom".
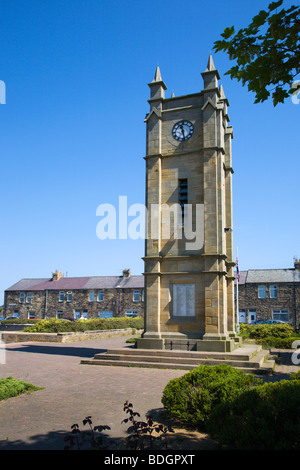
[{"left": 0, "top": 376, "right": 43, "bottom": 401}]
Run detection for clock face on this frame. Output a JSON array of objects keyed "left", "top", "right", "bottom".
[{"left": 172, "top": 120, "right": 194, "bottom": 142}]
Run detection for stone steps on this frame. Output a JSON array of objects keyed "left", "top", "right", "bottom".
[
  {"left": 99, "top": 346, "right": 260, "bottom": 360},
  {"left": 81, "top": 345, "right": 275, "bottom": 374}
]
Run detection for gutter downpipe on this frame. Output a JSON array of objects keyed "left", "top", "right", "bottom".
[{"left": 45, "top": 290, "right": 48, "bottom": 319}]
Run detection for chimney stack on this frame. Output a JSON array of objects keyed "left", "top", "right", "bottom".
[
  {"left": 122, "top": 269, "right": 131, "bottom": 278},
  {"left": 52, "top": 270, "right": 64, "bottom": 281},
  {"left": 294, "top": 259, "right": 300, "bottom": 270}
]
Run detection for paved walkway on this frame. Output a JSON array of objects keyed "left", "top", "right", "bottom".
[
  {"left": 0, "top": 336, "right": 299, "bottom": 450},
  {"left": 0, "top": 336, "right": 190, "bottom": 450}
]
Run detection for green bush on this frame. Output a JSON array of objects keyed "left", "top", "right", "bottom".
[
  {"left": 240, "top": 323, "right": 296, "bottom": 340},
  {"left": 0, "top": 318, "right": 39, "bottom": 324},
  {"left": 81, "top": 317, "right": 144, "bottom": 331},
  {"left": 208, "top": 378, "right": 300, "bottom": 450},
  {"left": 161, "top": 364, "right": 262, "bottom": 430},
  {"left": 259, "top": 336, "right": 300, "bottom": 349},
  {"left": 291, "top": 370, "right": 300, "bottom": 381},
  {"left": 23, "top": 319, "right": 84, "bottom": 333},
  {"left": 23, "top": 317, "right": 144, "bottom": 333},
  {"left": 0, "top": 376, "right": 42, "bottom": 401}
]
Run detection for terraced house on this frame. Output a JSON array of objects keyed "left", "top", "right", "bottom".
[
  {"left": 4, "top": 269, "right": 144, "bottom": 320},
  {"left": 237, "top": 259, "right": 300, "bottom": 328}
]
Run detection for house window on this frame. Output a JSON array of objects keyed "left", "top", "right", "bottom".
[
  {"left": 19, "top": 292, "right": 24, "bottom": 303},
  {"left": 13, "top": 311, "right": 19, "bottom": 318},
  {"left": 98, "top": 291, "right": 103, "bottom": 302},
  {"left": 258, "top": 286, "right": 266, "bottom": 298},
  {"left": 82, "top": 310, "right": 88, "bottom": 319},
  {"left": 56, "top": 311, "right": 63, "bottom": 319},
  {"left": 26, "top": 292, "right": 32, "bottom": 303},
  {"left": 89, "top": 291, "right": 95, "bottom": 302},
  {"left": 270, "top": 285, "right": 278, "bottom": 298},
  {"left": 99, "top": 311, "right": 113, "bottom": 318},
  {"left": 133, "top": 290, "right": 140, "bottom": 302},
  {"left": 28, "top": 312, "right": 35, "bottom": 319},
  {"left": 273, "top": 309, "right": 289, "bottom": 322},
  {"left": 59, "top": 291, "right": 64, "bottom": 302},
  {"left": 126, "top": 310, "right": 138, "bottom": 317},
  {"left": 67, "top": 292, "right": 72, "bottom": 302},
  {"left": 173, "top": 283, "right": 195, "bottom": 317}
]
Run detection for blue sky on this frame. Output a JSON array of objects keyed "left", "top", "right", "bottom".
[{"left": 0, "top": 0, "right": 299, "bottom": 304}]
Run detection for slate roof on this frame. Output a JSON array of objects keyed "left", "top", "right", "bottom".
[
  {"left": 6, "top": 275, "right": 145, "bottom": 292},
  {"left": 8, "top": 268, "right": 300, "bottom": 292},
  {"left": 236, "top": 269, "right": 300, "bottom": 284},
  {"left": 237, "top": 271, "right": 247, "bottom": 285}
]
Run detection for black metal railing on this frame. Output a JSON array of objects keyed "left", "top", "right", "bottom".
[{"left": 165, "top": 340, "right": 196, "bottom": 351}]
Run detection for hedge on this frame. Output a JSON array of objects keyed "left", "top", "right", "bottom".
[
  {"left": 259, "top": 336, "right": 300, "bottom": 349},
  {"left": 240, "top": 323, "right": 296, "bottom": 340},
  {"left": 162, "top": 363, "right": 300, "bottom": 449},
  {"left": 23, "top": 317, "right": 144, "bottom": 333},
  {"left": 0, "top": 319, "right": 39, "bottom": 324},
  {"left": 239, "top": 324, "right": 300, "bottom": 349},
  {"left": 161, "top": 364, "right": 262, "bottom": 429},
  {"left": 208, "top": 375, "right": 300, "bottom": 450}
]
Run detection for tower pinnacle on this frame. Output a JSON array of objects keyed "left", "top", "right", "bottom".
[
  {"left": 201, "top": 54, "right": 220, "bottom": 90},
  {"left": 205, "top": 54, "right": 216, "bottom": 72},
  {"left": 152, "top": 65, "right": 163, "bottom": 82},
  {"left": 148, "top": 65, "right": 167, "bottom": 103}
]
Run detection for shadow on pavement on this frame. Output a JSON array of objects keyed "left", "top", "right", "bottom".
[
  {"left": 0, "top": 430, "right": 70, "bottom": 450},
  {"left": 146, "top": 407, "right": 219, "bottom": 450},
  {"left": 0, "top": 400, "right": 219, "bottom": 451},
  {"left": 0, "top": 423, "right": 217, "bottom": 451},
  {"left": 4, "top": 343, "right": 106, "bottom": 359}
]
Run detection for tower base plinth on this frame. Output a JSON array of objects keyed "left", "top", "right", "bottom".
[{"left": 136, "top": 334, "right": 240, "bottom": 353}]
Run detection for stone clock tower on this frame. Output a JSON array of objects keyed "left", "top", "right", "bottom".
[{"left": 137, "top": 56, "right": 238, "bottom": 352}]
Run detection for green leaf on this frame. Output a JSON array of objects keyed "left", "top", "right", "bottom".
[
  {"left": 252, "top": 10, "right": 269, "bottom": 28},
  {"left": 221, "top": 26, "right": 235, "bottom": 39},
  {"left": 213, "top": 1, "right": 300, "bottom": 106},
  {"left": 268, "top": 0, "right": 284, "bottom": 12}
]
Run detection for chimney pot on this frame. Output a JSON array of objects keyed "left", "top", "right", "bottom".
[
  {"left": 294, "top": 259, "right": 300, "bottom": 270},
  {"left": 52, "top": 270, "right": 64, "bottom": 281}
]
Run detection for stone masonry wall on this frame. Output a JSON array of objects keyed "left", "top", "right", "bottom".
[{"left": 238, "top": 282, "right": 300, "bottom": 327}]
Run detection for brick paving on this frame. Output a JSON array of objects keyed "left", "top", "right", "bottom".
[
  {"left": 0, "top": 336, "right": 187, "bottom": 450},
  {"left": 0, "top": 336, "right": 299, "bottom": 450}
]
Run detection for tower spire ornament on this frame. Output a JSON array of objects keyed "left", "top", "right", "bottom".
[
  {"left": 201, "top": 54, "right": 220, "bottom": 90},
  {"left": 152, "top": 65, "right": 163, "bottom": 82},
  {"left": 148, "top": 65, "right": 167, "bottom": 104},
  {"left": 205, "top": 54, "right": 216, "bottom": 72}
]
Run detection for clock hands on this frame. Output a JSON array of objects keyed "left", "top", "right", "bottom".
[{"left": 179, "top": 124, "right": 185, "bottom": 139}]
